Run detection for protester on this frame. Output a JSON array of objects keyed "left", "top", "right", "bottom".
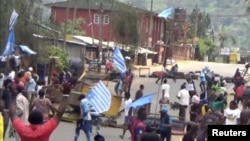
[
  {"left": 155, "top": 70, "right": 164, "bottom": 84},
  {"left": 159, "top": 107, "right": 172, "bottom": 141},
  {"left": 9, "top": 83, "right": 70, "bottom": 141},
  {"left": 131, "top": 107, "right": 147, "bottom": 141},
  {"left": 235, "top": 81, "right": 245, "bottom": 104},
  {"left": 127, "top": 69, "right": 134, "bottom": 93},
  {"left": 199, "top": 69, "right": 207, "bottom": 92},
  {"left": 1, "top": 79, "right": 12, "bottom": 139},
  {"left": 161, "top": 79, "right": 170, "bottom": 103},
  {"left": 224, "top": 100, "right": 241, "bottom": 125},
  {"left": 134, "top": 85, "right": 144, "bottom": 101},
  {"left": 177, "top": 84, "right": 190, "bottom": 121},
  {"left": 105, "top": 59, "right": 112, "bottom": 74},
  {"left": 25, "top": 71, "right": 37, "bottom": 102},
  {"left": 30, "top": 89, "right": 56, "bottom": 122},
  {"left": 170, "top": 64, "right": 178, "bottom": 83},
  {"left": 182, "top": 123, "right": 198, "bottom": 141},
  {"left": 123, "top": 71, "right": 131, "bottom": 93},
  {"left": 119, "top": 92, "right": 133, "bottom": 139},
  {"left": 186, "top": 78, "right": 196, "bottom": 99},
  {"left": 114, "top": 78, "right": 123, "bottom": 97},
  {"left": 75, "top": 95, "right": 92, "bottom": 141}
]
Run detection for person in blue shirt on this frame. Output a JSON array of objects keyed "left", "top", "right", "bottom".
[
  {"left": 199, "top": 69, "right": 207, "bottom": 92},
  {"left": 74, "top": 95, "right": 92, "bottom": 141},
  {"left": 159, "top": 108, "right": 172, "bottom": 141}
]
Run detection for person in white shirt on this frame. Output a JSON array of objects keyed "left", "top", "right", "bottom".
[
  {"left": 186, "top": 78, "right": 196, "bottom": 98},
  {"left": 224, "top": 100, "right": 241, "bottom": 125},
  {"left": 10, "top": 84, "right": 29, "bottom": 141},
  {"left": 161, "top": 79, "right": 170, "bottom": 100},
  {"left": 0, "top": 73, "right": 4, "bottom": 90},
  {"left": 177, "top": 83, "right": 190, "bottom": 121},
  {"left": 119, "top": 92, "right": 133, "bottom": 139}
]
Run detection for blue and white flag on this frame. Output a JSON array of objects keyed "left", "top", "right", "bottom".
[
  {"left": 2, "top": 10, "right": 18, "bottom": 56},
  {"left": 2, "top": 31, "right": 15, "bottom": 56},
  {"left": 113, "top": 47, "right": 127, "bottom": 73},
  {"left": 129, "top": 93, "right": 156, "bottom": 109},
  {"left": 86, "top": 81, "right": 112, "bottom": 114},
  {"left": 9, "top": 10, "right": 18, "bottom": 31},
  {"left": 19, "top": 45, "right": 37, "bottom": 55},
  {"left": 158, "top": 7, "right": 174, "bottom": 19}
]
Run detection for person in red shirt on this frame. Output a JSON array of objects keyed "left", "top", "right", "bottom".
[
  {"left": 105, "top": 59, "right": 113, "bottom": 74},
  {"left": 235, "top": 81, "right": 245, "bottom": 104},
  {"left": 8, "top": 83, "right": 70, "bottom": 141},
  {"left": 131, "top": 108, "right": 147, "bottom": 141},
  {"left": 155, "top": 70, "right": 165, "bottom": 84}
]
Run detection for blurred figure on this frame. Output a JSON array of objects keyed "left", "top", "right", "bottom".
[
  {"left": 224, "top": 100, "right": 241, "bottom": 125},
  {"left": 159, "top": 108, "right": 172, "bottom": 141},
  {"left": 25, "top": 71, "right": 37, "bottom": 102},
  {"left": 134, "top": 85, "right": 144, "bottom": 101},
  {"left": 182, "top": 123, "right": 198, "bottom": 141},
  {"left": 235, "top": 81, "right": 245, "bottom": 104},
  {"left": 131, "top": 108, "right": 147, "bottom": 141},
  {"left": 199, "top": 69, "right": 207, "bottom": 93},
  {"left": 141, "top": 133, "right": 160, "bottom": 141},
  {"left": 127, "top": 69, "right": 134, "bottom": 93},
  {"left": 105, "top": 59, "right": 112, "bottom": 74},
  {"left": 170, "top": 64, "right": 178, "bottom": 83},
  {"left": 30, "top": 89, "right": 56, "bottom": 122},
  {"left": 177, "top": 84, "right": 190, "bottom": 121},
  {"left": 119, "top": 92, "right": 133, "bottom": 139}
]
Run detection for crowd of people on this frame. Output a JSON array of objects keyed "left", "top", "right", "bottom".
[
  {"left": 0, "top": 66, "right": 82, "bottom": 141},
  {"left": 113, "top": 66, "right": 250, "bottom": 141},
  {"left": 1, "top": 59, "right": 250, "bottom": 141}
]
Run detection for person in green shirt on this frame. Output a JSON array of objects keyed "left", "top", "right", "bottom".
[{"left": 211, "top": 94, "right": 226, "bottom": 113}]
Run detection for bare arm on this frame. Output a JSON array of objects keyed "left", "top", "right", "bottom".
[
  {"left": 9, "top": 96, "right": 17, "bottom": 122},
  {"left": 54, "top": 95, "right": 69, "bottom": 122}
]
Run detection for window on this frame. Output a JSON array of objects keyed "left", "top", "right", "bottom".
[
  {"left": 103, "top": 15, "right": 110, "bottom": 25},
  {"left": 94, "top": 14, "right": 100, "bottom": 24}
]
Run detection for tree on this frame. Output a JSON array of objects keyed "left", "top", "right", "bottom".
[
  {"left": 188, "top": 7, "right": 211, "bottom": 39},
  {"left": 131, "top": 0, "right": 148, "bottom": 10},
  {"left": 57, "top": 19, "right": 85, "bottom": 36},
  {"left": 198, "top": 38, "right": 216, "bottom": 57},
  {"left": 217, "top": 27, "right": 236, "bottom": 48},
  {"left": 111, "top": 5, "right": 140, "bottom": 47},
  {"left": 0, "top": 0, "right": 43, "bottom": 51},
  {"left": 37, "top": 45, "right": 68, "bottom": 71}
]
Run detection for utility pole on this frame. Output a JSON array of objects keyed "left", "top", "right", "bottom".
[
  {"left": 194, "top": 4, "right": 198, "bottom": 38},
  {"left": 98, "top": 3, "right": 103, "bottom": 73},
  {"left": 87, "top": 0, "right": 95, "bottom": 44},
  {"left": 145, "top": 0, "right": 153, "bottom": 62},
  {"left": 63, "top": 0, "right": 69, "bottom": 52}
]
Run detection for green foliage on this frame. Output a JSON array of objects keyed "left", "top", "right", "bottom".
[
  {"left": 198, "top": 38, "right": 216, "bottom": 56},
  {"left": 188, "top": 7, "right": 211, "bottom": 39},
  {"left": 58, "top": 18, "right": 85, "bottom": 36},
  {"left": 37, "top": 45, "right": 68, "bottom": 70},
  {"left": 218, "top": 26, "right": 236, "bottom": 48},
  {"left": 111, "top": 5, "right": 140, "bottom": 46},
  {"left": 47, "top": 46, "right": 68, "bottom": 70}
]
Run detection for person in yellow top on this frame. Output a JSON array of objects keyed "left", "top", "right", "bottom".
[{"left": 0, "top": 101, "right": 5, "bottom": 141}]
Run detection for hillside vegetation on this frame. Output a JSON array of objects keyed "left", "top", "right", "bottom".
[{"left": 120, "top": 0, "right": 250, "bottom": 48}]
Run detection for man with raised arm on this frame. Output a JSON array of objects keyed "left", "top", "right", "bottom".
[{"left": 8, "top": 84, "right": 70, "bottom": 141}]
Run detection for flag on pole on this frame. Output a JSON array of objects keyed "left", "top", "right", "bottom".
[
  {"left": 2, "top": 10, "right": 18, "bottom": 56},
  {"left": 113, "top": 47, "right": 127, "bottom": 73},
  {"left": 2, "top": 31, "right": 15, "bottom": 56},
  {"left": 129, "top": 93, "right": 156, "bottom": 109},
  {"left": 86, "top": 81, "right": 112, "bottom": 114},
  {"left": 9, "top": 10, "right": 18, "bottom": 31}
]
